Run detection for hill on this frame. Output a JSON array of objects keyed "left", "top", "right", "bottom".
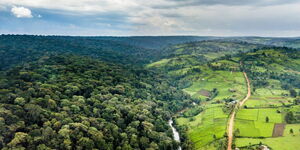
[
  {"left": 225, "top": 37, "right": 300, "bottom": 49},
  {"left": 148, "top": 46, "right": 300, "bottom": 150},
  {"left": 93, "top": 36, "right": 220, "bottom": 49},
  {"left": 0, "top": 54, "right": 194, "bottom": 149},
  {"left": 0, "top": 35, "right": 161, "bottom": 70},
  {"left": 1, "top": 35, "right": 300, "bottom": 150}
]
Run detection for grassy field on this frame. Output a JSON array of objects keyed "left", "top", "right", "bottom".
[
  {"left": 183, "top": 68, "right": 246, "bottom": 101},
  {"left": 176, "top": 65, "right": 248, "bottom": 149},
  {"left": 147, "top": 47, "right": 300, "bottom": 150},
  {"left": 173, "top": 59, "right": 250, "bottom": 149},
  {"left": 236, "top": 124, "right": 300, "bottom": 150},
  {"left": 234, "top": 82, "right": 299, "bottom": 149},
  {"left": 177, "top": 104, "right": 228, "bottom": 149}
]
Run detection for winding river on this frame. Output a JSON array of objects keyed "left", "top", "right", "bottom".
[{"left": 168, "top": 119, "right": 182, "bottom": 150}]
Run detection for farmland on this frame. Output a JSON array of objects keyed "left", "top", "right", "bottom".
[
  {"left": 236, "top": 124, "right": 300, "bottom": 150},
  {"left": 147, "top": 44, "right": 300, "bottom": 149},
  {"left": 232, "top": 48, "right": 300, "bottom": 150},
  {"left": 175, "top": 62, "right": 247, "bottom": 149}
]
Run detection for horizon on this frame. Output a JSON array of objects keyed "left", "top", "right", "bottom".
[{"left": 1, "top": 34, "right": 300, "bottom": 38}]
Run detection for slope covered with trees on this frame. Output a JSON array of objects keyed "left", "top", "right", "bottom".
[
  {"left": 0, "top": 35, "right": 162, "bottom": 70},
  {"left": 0, "top": 54, "right": 194, "bottom": 150}
]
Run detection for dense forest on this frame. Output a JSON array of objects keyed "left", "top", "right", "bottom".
[
  {"left": 0, "top": 54, "right": 196, "bottom": 149},
  {"left": 0, "top": 35, "right": 161, "bottom": 70},
  {"left": 0, "top": 35, "right": 219, "bottom": 71}
]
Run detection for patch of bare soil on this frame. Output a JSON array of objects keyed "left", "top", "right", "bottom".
[
  {"left": 198, "top": 89, "right": 211, "bottom": 97},
  {"left": 272, "top": 123, "right": 286, "bottom": 137}
]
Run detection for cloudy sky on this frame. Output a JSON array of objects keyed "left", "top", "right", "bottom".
[{"left": 0, "top": 0, "right": 300, "bottom": 36}]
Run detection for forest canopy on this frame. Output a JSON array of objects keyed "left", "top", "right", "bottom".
[{"left": 0, "top": 54, "right": 193, "bottom": 149}]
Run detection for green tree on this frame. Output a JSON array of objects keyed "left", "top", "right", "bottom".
[
  {"left": 78, "top": 137, "right": 94, "bottom": 150},
  {"left": 290, "top": 89, "right": 297, "bottom": 97},
  {"left": 290, "top": 129, "right": 294, "bottom": 134},
  {"left": 14, "top": 97, "right": 25, "bottom": 106},
  {"left": 7, "top": 132, "right": 29, "bottom": 148},
  {"left": 266, "top": 116, "right": 269, "bottom": 123}
]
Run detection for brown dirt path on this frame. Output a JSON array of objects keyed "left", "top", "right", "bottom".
[{"left": 227, "top": 71, "right": 251, "bottom": 150}]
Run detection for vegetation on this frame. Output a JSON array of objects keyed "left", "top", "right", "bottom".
[
  {"left": 0, "top": 54, "right": 194, "bottom": 149},
  {"left": 1, "top": 35, "right": 300, "bottom": 150}
]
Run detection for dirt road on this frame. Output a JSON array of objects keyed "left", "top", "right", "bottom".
[{"left": 227, "top": 71, "right": 251, "bottom": 150}]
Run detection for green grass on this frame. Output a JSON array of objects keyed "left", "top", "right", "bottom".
[
  {"left": 184, "top": 69, "right": 246, "bottom": 101},
  {"left": 146, "top": 58, "right": 170, "bottom": 67},
  {"left": 177, "top": 104, "right": 228, "bottom": 149},
  {"left": 177, "top": 66, "right": 247, "bottom": 149},
  {"left": 257, "top": 109, "right": 283, "bottom": 123},
  {"left": 236, "top": 124, "right": 300, "bottom": 150},
  {"left": 235, "top": 108, "right": 283, "bottom": 137}
]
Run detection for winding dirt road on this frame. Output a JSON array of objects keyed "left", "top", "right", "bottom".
[{"left": 227, "top": 71, "right": 251, "bottom": 150}]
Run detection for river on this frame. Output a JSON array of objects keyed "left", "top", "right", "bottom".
[{"left": 168, "top": 119, "right": 182, "bottom": 150}]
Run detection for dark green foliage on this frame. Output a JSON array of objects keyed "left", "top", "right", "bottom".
[
  {"left": 0, "top": 35, "right": 165, "bottom": 70},
  {"left": 228, "top": 37, "right": 300, "bottom": 49},
  {"left": 0, "top": 54, "right": 192, "bottom": 149},
  {"left": 290, "top": 129, "right": 294, "bottom": 134},
  {"left": 94, "top": 36, "right": 217, "bottom": 49},
  {"left": 285, "top": 112, "right": 296, "bottom": 124},
  {"left": 241, "top": 47, "right": 300, "bottom": 89},
  {"left": 182, "top": 106, "right": 203, "bottom": 118},
  {"left": 290, "top": 89, "right": 297, "bottom": 97},
  {"left": 166, "top": 40, "right": 262, "bottom": 57},
  {"left": 265, "top": 117, "right": 269, "bottom": 123}
]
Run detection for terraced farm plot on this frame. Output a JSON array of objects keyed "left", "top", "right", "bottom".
[
  {"left": 244, "top": 96, "right": 293, "bottom": 108},
  {"left": 184, "top": 70, "right": 246, "bottom": 101},
  {"left": 235, "top": 108, "right": 283, "bottom": 137},
  {"left": 254, "top": 88, "right": 289, "bottom": 97},
  {"left": 236, "top": 124, "right": 300, "bottom": 150},
  {"left": 257, "top": 109, "right": 283, "bottom": 123},
  {"left": 177, "top": 104, "right": 228, "bottom": 149}
]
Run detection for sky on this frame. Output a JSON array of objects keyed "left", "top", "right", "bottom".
[{"left": 0, "top": 0, "right": 300, "bottom": 36}]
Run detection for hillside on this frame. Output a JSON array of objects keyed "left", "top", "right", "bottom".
[
  {"left": 147, "top": 40, "right": 264, "bottom": 73},
  {"left": 148, "top": 47, "right": 300, "bottom": 150},
  {"left": 0, "top": 54, "right": 195, "bottom": 149},
  {"left": 226, "top": 37, "right": 300, "bottom": 49},
  {"left": 0, "top": 35, "right": 299, "bottom": 150},
  {"left": 234, "top": 48, "right": 300, "bottom": 150},
  {"left": 0, "top": 35, "right": 162, "bottom": 70},
  {"left": 94, "top": 36, "right": 220, "bottom": 49},
  {"left": 0, "top": 35, "right": 224, "bottom": 71}
]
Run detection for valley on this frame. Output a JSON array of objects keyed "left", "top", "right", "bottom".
[
  {"left": 1, "top": 0, "right": 300, "bottom": 149},
  {"left": 0, "top": 35, "right": 299, "bottom": 150}
]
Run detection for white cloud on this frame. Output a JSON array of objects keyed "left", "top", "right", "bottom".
[{"left": 11, "top": 6, "right": 33, "bottom": 18}]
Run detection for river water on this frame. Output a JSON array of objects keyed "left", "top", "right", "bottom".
[{"left": 168, "top": 119, "right": 182, "bottom": 150}]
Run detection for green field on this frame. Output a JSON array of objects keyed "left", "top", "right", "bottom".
[
  {"left": 176, "top": 66, "right": 248, "bottom": 149},
  {"left": 177, "top": 104, "right": 228, "bottom": 149},
  {"left": 148, "top": 46, "right": 300, "bottom": 150},
  {"left": 234, "top": 83, "right": 299, "bottom": 149},
  {"left": 236, "top": 124, "right": 300, "bottom": 150},
  {"left": 184, "top": 68, "right": 246, "bottom": 101}
]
